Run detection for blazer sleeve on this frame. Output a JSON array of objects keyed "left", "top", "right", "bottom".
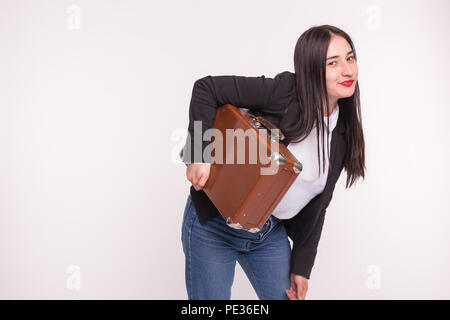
[
  {"left": 183, "top": 71, "right": 292, "bottom": 163},
  {"left": 284, "top": 191, "right": 334, "bottom": 280}
]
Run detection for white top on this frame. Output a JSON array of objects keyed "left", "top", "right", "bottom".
[{"left": 271, "top": 104, "right": 340, "bottom": 220}]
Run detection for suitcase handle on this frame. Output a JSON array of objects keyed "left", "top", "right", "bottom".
[{"left": 249, "top": 114, "right": 285, "bottom": 141}]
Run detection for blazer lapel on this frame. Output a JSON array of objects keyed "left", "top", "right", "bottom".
[{"left": 323, "top": 110, "right": 346, "bottom": 193}]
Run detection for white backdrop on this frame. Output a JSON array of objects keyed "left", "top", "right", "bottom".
[{"left": 0, "top": 0, "right": 449, "bottom": 299}]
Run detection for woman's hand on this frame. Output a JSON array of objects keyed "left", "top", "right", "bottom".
[
  {"left": 286, "top": 273, "right": 308, "bottom": 300},
  {"left": 186, "top": 163, "right": 211, "bottom": 191}
]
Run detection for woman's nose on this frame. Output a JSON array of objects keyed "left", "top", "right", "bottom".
[
  {"left": 342, "top": 62, "right": 353, "bottom": 76},
  {"left": 342, "top": 63, "right": 355, "bottom": 76}
]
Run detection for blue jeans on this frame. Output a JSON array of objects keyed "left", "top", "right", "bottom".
[{"left": 181, "top": 194, "right": 291, "bottom": 300}]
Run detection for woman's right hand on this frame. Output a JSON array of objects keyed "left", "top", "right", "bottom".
[{"left": 186, "top": 163, "right": 211, "bottom": 191}]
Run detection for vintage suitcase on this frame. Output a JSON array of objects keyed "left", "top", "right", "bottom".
[{"left": 180, "top": 104, "right": 303, "bottom": 233}]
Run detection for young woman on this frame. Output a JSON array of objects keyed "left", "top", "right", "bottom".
[{"left": 181, "top": 25, "right": 365, "bottom": 300}]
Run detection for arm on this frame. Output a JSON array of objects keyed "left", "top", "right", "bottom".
[
  {"left": 283, "top": 194, "right": 329, "bottom": 300},
  {"left": 284, "top": 191, "right": 333, "bottom": 280},
  {"left": 290, "top": 206, "right": 327, "bottom": 279},
  {"left": 183, "top": 72, "right": 292, "bottom": 163}
]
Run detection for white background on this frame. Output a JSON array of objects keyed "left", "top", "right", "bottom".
[{"left": 0, "top": 0, "right": 449, "bottom": 299}]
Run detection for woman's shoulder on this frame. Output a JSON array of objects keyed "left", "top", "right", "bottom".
[
  {"left": 274, "top": 70, "right": 296, "bottom": 82},
  {"left": 271, "top": 71, "right": 297, "bottom": 103},
  {"left": 274, "top": 71, "right": 296, "bottom": 91}
]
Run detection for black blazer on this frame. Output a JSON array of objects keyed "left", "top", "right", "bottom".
[{"left": 185, "top": 71, "right": 347, "bottom": 279}]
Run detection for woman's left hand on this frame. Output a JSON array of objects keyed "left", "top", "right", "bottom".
[{"left": 286, "top": 273, "right": 308, "bottom": 300}]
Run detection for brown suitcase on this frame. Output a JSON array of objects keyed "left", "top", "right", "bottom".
[{"left": 181, "top": 104, "right": 303, "bottom": 233}]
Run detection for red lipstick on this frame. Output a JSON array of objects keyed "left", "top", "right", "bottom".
[{"left": 340, "top": 80, "right": 354, "bottom": 87}]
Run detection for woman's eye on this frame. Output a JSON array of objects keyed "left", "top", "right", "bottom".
[{"left": 328, "top": 56, "right": 356, "bottom": 66}]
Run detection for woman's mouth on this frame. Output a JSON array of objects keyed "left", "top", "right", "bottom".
[{"left": 340, "top": 80, "right": 354, "bottom": 87}]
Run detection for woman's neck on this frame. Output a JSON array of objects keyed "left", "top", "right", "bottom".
[{"left": 324, "top": 99, "right": 338, "bottom": 117}]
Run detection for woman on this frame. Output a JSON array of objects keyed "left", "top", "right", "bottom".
[{"left": 181, "top": 25, "right": 365, "bottom": 300}]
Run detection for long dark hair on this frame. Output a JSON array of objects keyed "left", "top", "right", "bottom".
[{"left": 282, "top": 25, "right": 365, "bottom": 188}]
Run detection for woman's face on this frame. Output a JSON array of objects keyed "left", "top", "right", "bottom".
[{"left": 325, "top": 34, "right": 358, "bottom": 106}]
